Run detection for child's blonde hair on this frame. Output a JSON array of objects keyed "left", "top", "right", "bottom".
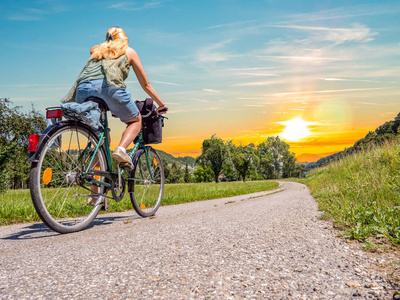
[{"left": 90, "top": 26, "right": 129, "bottom": 60}]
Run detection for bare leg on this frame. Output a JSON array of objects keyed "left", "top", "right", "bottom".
[{"left": 118, "top": 114, "right": 142, "bottom": 149}]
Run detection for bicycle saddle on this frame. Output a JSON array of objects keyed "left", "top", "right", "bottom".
[{"left": 84, "top": 97, "right": 109, "bottom": 112}]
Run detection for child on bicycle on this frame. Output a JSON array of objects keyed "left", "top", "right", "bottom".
[{"left": 61, "top": 26, "right": 167, "bottom": 167}]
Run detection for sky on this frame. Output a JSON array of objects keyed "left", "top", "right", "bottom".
[{"left": 1, "top": 0, "right": 400, "bottom": 158}]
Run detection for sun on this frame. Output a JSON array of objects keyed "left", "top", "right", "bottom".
[{"left": 279, "top": 117, "right": 314, "bottom": 141}]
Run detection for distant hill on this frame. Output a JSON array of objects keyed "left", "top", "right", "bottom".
[
  {"left": 157, "top": 149, "right": 196, "bottom": 166},
  {"left": 297, "top": 153, "right": 322, "bottom": 163},
  {"left": 297, "top": 151, "right": 338, "bottom": 163},
  {"left": 307, "top": 112, "right": 400, "bottom": 170}
]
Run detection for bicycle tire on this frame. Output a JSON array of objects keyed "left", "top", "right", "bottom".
[
  {"left": 30, "top": 122, "right": 108, "bottom": 233},
  {"left": 129, "top": 147, "right": 164, "bottom": 217}
]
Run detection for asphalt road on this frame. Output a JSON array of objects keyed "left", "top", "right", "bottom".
[{"left": 0, "top": 182, "right": 395, "bottom": 299}]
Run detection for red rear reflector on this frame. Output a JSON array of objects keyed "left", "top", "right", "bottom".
[
  {"left": 29, "top": 134, "right": 40, "bottom": 152},
  {"left": 46, "top": 109, "right": 62, "bottom": 119}
]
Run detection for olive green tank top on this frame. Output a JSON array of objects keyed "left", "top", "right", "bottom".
[
  {"left": 61, "top": 53, "right": 130, "bottom": 103},
  {"left": 77, "top": 59, "right": 105, "bottom": 85}
]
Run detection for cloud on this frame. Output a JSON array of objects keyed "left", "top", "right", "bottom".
[
  {"left": 206, "top": 20, "right": 255, "bottom": 30},
  {"left": 234, "top": 80, "right": 285, "bottom": 87},
  {"left": 203, "top": 89, "right": 222, "bottom": 93},
  {"left": 269, "top": 87, "right": 388, "bottom": 97},
  {"left": 8, "top": 3, "right": 66, "bottom": 21},
  {"left": 265, "top": 87, "right": 387, "bottom": 97},
  {"left": 167, "top": 107, "right": 222, "bottom": 114},
  {"left": 255, "top": 55, "right": 348, "bottom": 62},
  {"left": 153, "top": 80, "right": 181, "bottom": 86},
  {"left": 321, "top": 78, "right": 387, "bottom": 83},
  {"left": 108, "top": 1, "right": 166, "bottom": 11},
  {"left": 228, "top": 67, "right": 275, "bottom": 71},
  {"left": 280, "top": 5, "right": 400, "bottom": 24},
  {"left": 189, "top": 98, "right": 209, "bottom": 103},
  {"left": 195, "top": 40, "right": 236, "bottom": 63},
  {"left": 274, "top": 23, "right": 377, "bottom": 44},
  {"left": 355, "top": 102, "right": 385, "bottom": 106},
  {"left": 235, "top": 72, "right": 281, "bottom": 77}
]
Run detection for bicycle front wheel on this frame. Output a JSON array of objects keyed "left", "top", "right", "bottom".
[
  {"left": 30, "top": 122, "right": 108, "bottom": 233},
  {"left": 129, "top": 147, "right": 164, "bottom": 217}
]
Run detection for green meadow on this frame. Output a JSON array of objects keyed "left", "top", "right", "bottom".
[
  {"left": 302, "top": 138, "right": 400, "bottom": 248},
  {"left": 0, "top": 180, "right": 279, "bottom": 226}
]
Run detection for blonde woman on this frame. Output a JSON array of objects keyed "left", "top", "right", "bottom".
[{"left": 62, "top": 26, "right": 167, "bottom": 167}]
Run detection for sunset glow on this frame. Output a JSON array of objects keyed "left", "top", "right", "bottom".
[{"left": 279, "top": 118, "right": 314, "bottom": 142}]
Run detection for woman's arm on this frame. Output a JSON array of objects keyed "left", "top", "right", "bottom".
[{"left": 126, "top": 47, "right": 167, "bottom": 113}]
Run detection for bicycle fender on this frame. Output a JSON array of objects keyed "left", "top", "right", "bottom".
[{"left": 27, "top": 121, "right": 95, "bottom": 163}]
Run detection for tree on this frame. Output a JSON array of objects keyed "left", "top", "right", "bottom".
[
  {"left": 161, "top": 157, "right": 171, "bottom": 182},
  {"left": 293, "top": 163, "right": 306, "bottom": 178},
  {"left": 193, "top": 165, "right": 214, "bottom": 182},
  {"left": 0, "top": 98, "right": 46, "bottom": 190},
  {"left": 184, "top": 163, "right": 193, "bottom": 183},
  {"left": 196, "top": 135, "right": 228, "bottom": 183},
  {"left": 169, "top": 161, "right": 184, "bottom": 183},
  {"left": 282, "top": 151, "right": 297, "bottom": 178},
  {"left": 257, "top": 142, "right": 275, "bottom": 179},
  {"left": 231, "top": 144, "right": 259, "bottom": 182}
]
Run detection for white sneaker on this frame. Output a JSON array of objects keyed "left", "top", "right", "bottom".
[{"left": 112, "top": 148, "right": 133, "bottom": 170}]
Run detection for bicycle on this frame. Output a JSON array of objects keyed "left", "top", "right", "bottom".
[{"left": 28, "top": 97, "right": 167, "bottom": 234}]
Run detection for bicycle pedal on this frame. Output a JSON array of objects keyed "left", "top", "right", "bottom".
[{"left": 119, "top": 162, "right": 133, "bottom": 170}]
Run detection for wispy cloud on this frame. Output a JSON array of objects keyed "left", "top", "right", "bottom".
[
  {"left": 206, "top": 20, "right": 255, "bottom": 30},
  {"left": 234, "top": 80, "right": 285, "bottom": 87},
  {"left": 355, "top": 101, "right": 388, "bottom": 106},
  {"left": 235, "top": 72, "right": 281, "bottom": 77},
  {"left": 195, "top": 40, "right": 237, "bottom": 63},
  {"left": 280, "top": 5, "right": 400, "bottom": 24},
  {"left": 153, "top": 80, "right": 181, "bottom": 86},
  {"left": 108, "top": 1, "right": 166, "bottom": 11},
  {"left": 255, "top": 55, "right": 348, "bottom": 61},
  {"left": 8, "top": 3, "right": 66, "bottom": 21},
  {"left": 268, "top": 87, "right": 388, "bottom": 97},
  {"left": 228, "top": 67, "right": 275, "bottom": 71},
  {"left": 321, "top": 78, "right": 388, "bottom": 83},
  {"left": 189, "top": 98, "right": 209, "bottom": 103},
  {"left": 203, "top": 88, "right": 222, "bottom": 93},
  {"left": 273, "top": 24, "right": 377, "bottom": 44}
]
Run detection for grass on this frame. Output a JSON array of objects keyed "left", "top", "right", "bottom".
[
  {"left": 302, "top": 138, "right": 400, "bottom": 247},
  {"left": 0, "top": 180, "right": 279, "bottom": 226}
]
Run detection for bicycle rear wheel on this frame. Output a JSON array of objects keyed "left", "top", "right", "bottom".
[
  {"left": 129, "top": 147, "right": 164, "bottom": 217},
  {"left": 30, "top": 122, "right": 108, "bottom": 233}
]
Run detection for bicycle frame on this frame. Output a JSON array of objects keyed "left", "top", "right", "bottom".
[{"left": 83, "top": 110, "right": 154, "bottom": 190}]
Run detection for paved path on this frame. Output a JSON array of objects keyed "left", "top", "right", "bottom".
[{"left": 0, "top": 182, "right": 396, "bottom": 299}]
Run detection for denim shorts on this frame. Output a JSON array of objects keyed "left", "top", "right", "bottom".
[{"left": 75, "top": 79, "right": 140, "bottom": 123}]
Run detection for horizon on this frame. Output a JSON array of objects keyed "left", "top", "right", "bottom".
[{"left": 1, "top": 1, "right": 399, "bottom": 159}]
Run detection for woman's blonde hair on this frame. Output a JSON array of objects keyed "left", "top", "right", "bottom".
[{"left": 90, "top": 26, "right": 129, "bottom": 60}]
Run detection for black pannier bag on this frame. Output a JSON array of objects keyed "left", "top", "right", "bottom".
[{"left": 134, "top": 98, "right": 164, "bottom": 144}]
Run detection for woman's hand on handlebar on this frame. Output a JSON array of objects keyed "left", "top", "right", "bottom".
[{"left": 157, "top": 104, "right": 168, "bottom": 114}]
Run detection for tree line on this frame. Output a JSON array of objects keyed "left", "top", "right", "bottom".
[{"left": 193, "top": 135, "right": 305, "bottom": 183}]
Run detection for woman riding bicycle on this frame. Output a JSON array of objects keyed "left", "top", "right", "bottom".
[{"left": 61, "top": 26, "right": 167, "bottom": 166}]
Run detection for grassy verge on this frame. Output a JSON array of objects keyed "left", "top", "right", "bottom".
[
  {"left": 0, "top": 180, "right": 279, "bottom": 226},
  {"left": 302, "top": 138, "right": 400, "bottom": 248}
]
